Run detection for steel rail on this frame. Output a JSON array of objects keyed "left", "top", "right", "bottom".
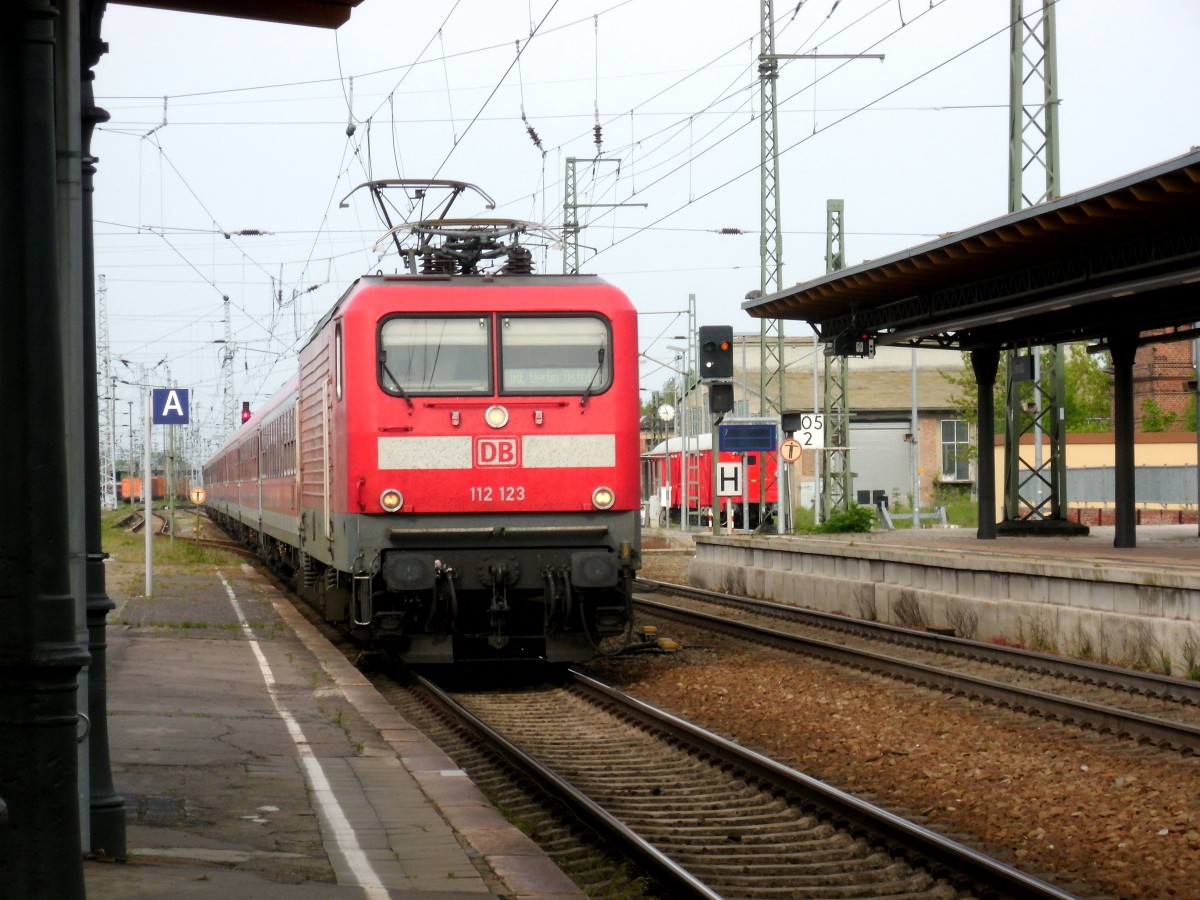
[
  {"left": 636, "top": 577, "right": 1200, "bottom": 707},
  {"left": 635, "top": 592, "right": 1200, "bottom": 753},
  {"left": 569, "top": 670, "right": 1079, "bottom": 900},
  {"left": 411, "top": 672, "right": 723, "bottom": 900}
]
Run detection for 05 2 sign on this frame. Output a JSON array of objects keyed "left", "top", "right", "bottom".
[{"left": 794, "top": 412, "right": 824, "bottom": 448}]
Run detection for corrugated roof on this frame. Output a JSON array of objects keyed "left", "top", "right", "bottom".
[{"left": 743, "top": 149, "right": 1200, "bottom": 351}]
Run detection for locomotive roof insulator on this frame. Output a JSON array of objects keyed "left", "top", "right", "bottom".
[
  {"left": 500, "top": 245, "right": 534, "bottom": 276},
  {"left": 420, "top": 252, "right": 456, "bottom": 276},
  {"left": 375, "top": 215, "right": 558, "bottom": 277}
]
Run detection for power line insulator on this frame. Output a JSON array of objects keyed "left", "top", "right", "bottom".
[{"left": 525, "top": 124, "right": 543, "bottom": 151}]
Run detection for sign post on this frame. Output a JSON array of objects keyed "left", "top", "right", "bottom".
[
  {"left": 144, "top": 394, "right": 152, "bottom": 596},
  {"left": 190, "top": 487, "right": 206, "bottom": 542},
  {"left": 147, "top": 388, "right": 191, "bottom": 597},
  {"left": 711, "top": 420, "right": 720, "bottom": 534},
  {"left": 717, "top": 460, "right": 743, "bottom": 535}
]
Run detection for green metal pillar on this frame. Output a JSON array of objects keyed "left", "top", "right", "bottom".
[
  {"left": 0, "top": 2, "right": 90, "bottom": 895},
  {"left": 757, "top": 0, "right": 787, "bottom": 532},
  {"left": 1002, "top": 0, "right": 1080, "bottom": 533},
  {"left": 563, "top": 157, "right": 579, "bottom": 274},
  {"left": 821, "top": 200, "right": 851, "bottom": 518},
  {"left": 80, "top": 0, "right": 125, "bottom": 857}
]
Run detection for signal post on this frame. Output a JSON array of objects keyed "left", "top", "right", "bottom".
[{"left": 699, "top": 326, "right": 738, "bottom": 533}]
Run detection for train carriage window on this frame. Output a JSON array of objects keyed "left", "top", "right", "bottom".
[
  {"left": 500, "top": 316, "right": 611, "bottom": 394},
  {"left": 378, "top": 316, "right": 490, "bottom": 395},
  {"left": 335, "top": 322, "right": 344, "bottom": 400}
]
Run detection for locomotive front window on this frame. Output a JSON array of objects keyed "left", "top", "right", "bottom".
[
  {"left": 379, "top": 316, "right": 490, "bottom": 395},
  {"left": 500, "top": 316, "right": 611, "bottom": 394}
]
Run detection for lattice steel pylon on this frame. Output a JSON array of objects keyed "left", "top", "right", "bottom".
[
  {"left": 97, "top": 274, "right": 118, "bottom": 510},
  {"left": 757, "top": 0, "right": 787, "bottom": 533},
  {"left": 1003, "top": 0, "right": 1070, "bottom": 527},
  {"left": 563, "top": 158, "right": 580, "bottom": 275},
  {"left": 822, "top": 200, "right": 852, "bottom": 518},
  {"left": 221, "top": 295, "right": 235, "bottom": 438},
  {"left": 562, "top": 157, "right": 641, "bottom": 276}
]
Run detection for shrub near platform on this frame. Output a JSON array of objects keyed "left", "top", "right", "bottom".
[{"left": 798, "top": 504, "right": 875, "bottom": 534}]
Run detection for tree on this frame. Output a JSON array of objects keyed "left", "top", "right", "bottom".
[
  {"left": 942, "top": 343, "right": 1111, "bottom": 434},
  {"left": 1061, "top": 343, "right": 1112, "bottom": 431},
  {"left": 642, "top": 377, "right": 681, "bottom": 445},
  {"left": 1139, "top": 398, "right": 1178, "bottom": 432},
  {"left": 941, "top": 352, "right": 1005, "bottom": 434}
]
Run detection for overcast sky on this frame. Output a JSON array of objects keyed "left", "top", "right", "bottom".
[{"left": 91, "top": 0, "right": 1200, "bottom": 454}]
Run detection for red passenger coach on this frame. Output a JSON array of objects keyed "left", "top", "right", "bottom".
[
  {"left": 645, "top": 433, "right": 780, "bottom": 529},
  {"left": 203, "top": 181, "right": 641, "bottom": 664}
]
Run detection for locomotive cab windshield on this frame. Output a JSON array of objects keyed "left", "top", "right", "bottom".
[
  {"left": 379, "top": 316, "right": 491, "bottom": 395},
  {"left": 379, "top": 313, "right": 612, "bottom": 397},
  {"left": 499, "top": 315, "right": 610, "bottom": 395}
]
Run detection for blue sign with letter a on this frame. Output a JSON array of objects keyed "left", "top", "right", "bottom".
[{"left": 152, "top": 388, "right": 189, "bottom": 425}]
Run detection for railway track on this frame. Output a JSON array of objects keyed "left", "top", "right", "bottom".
[
  {"left": 412, "top": 669, "right": 1075, "bottom": 900},
  {"left": 369, "top": 671, "right": 660, "bottom": 898},
  {"left": 635, "top": 578, "right": 1200, "bottom": 754},
  {"left": 129, "top": 507, "right": 258, "bottom": 559}
]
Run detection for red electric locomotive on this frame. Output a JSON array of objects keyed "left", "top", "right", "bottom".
[{"left": 203, "top": 180, "right": 641, "bottom": 663}]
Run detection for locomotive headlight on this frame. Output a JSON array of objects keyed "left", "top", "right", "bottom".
[
  {"left": 379, "top": 488, "right": 404, "bottom": 512},
  {"left": 591, "top": 486, "right": 615, "bottom": 510},
  {"left": 485, "top": 405, "right": 509, "bottom": 428}
]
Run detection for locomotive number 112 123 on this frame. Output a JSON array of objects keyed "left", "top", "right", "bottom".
[{"left": 469, "top": 485, "right": 527, "bottom": 502}]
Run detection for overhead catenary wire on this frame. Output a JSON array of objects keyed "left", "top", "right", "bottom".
[
  {"left": 592, "top": 0, "right": 1012, "bottom": 257},
  {"left": 516, "top": 39, "right": 545, "bottom": 152},
  {"left": 96, "top": 0, "right": 1023, "bottom": 451},
  {"left": 99, "top": 0, "right": 636, "bottom": 105},
  {"left": 430, "top": 0, "right": 562, "bottom": 182},
  {"left": 556, "top": 0, "right": 944, "bottom": 235},
  {"left": 505, "top": 0, "right": 897, "bottom": 216},
  {"left": 592, "top": 13, "right": 602, "bottom": 153}
]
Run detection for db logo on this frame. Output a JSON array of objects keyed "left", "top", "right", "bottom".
[{"left": 475, "top": 437, "right": 519, "bottom": 467}]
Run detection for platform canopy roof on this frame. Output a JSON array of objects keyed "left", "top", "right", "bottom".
[
  {"left": 743, "top": 149, "right": 1200, "bottom": 353},
  {"left": 113, "top": 0, "right": 364, "bottom": 28}
]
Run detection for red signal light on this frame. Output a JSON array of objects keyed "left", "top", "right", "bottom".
[{"left": 240, "top": 401, "right": 251, "bottom": 424}]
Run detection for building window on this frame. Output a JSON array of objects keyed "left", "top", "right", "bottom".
[{"left": 940, "top": 419, "right": 971, "bottom": 482}]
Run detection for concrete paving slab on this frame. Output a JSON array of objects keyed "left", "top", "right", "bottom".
[{"left": 85, "top": 556, "right": 583, "bottom": 899}]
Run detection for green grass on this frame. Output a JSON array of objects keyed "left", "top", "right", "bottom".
[
  {"left": 877, "top": 484, "right": 978, "bottom": 529},
  {"left": 101, "top": 504, "right": 243, "bottom": 567}
]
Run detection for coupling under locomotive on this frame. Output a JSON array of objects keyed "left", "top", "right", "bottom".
[{"left": 202, "top": 180, "right": 641, "bottom": 663}]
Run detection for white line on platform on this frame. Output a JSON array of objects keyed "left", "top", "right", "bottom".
[{"left": 219, "top": 572, "right": 391, "bottom": 900}]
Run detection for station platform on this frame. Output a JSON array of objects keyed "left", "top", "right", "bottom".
[
  {"left": 85, "top": 558, "right": 582, "bottom": 899},
  {"left": 682, "top": 521, "right": 1200, "bottom": 676},
  {"left": 648, "top": 521, "right": 1200, "bottom": 565}
]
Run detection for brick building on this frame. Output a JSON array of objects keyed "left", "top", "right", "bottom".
[{"left": 1132, "top": 337, "right": 1197, "bottom": 429}]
